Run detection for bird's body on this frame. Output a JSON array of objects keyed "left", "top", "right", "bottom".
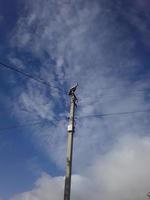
[{"left": 69, "top": 83, "right": 78, "bottom": 95}]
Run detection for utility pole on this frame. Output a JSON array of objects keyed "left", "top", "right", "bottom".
[{"left": 64, "top": 84, "right": 78, "bottom": 200}]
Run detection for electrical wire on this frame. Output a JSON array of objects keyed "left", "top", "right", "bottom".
[
  {"left": 0, "top": 61, "right": 70, "bottom": 110},
  {"left": 0, "top": 121, "right": 47, "bottom": 132},
  {"left": 0, "top": 118, "right": 60, "bottom": 132},
  {"left": 0, "top": 61, "right": 60, "bottom": 89},
  {"left": 79, "top": 89, "right": 150, "bottom": 104},
  {"left": 91, "top": 85, "right": 150, "bottom": 93},
  {"left": 0, "top": 109, "right": 149, "bottom": 132},
  {"left": 77, "top": 109, "right": 150, "bottom": 119},
  {"left": 1, "top": 61, "right": 150, "bottom": 120},
  {"left": 1, "top": 61, "right": 150, "bottom": 101}
]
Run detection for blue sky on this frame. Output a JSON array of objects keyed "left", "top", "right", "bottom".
[{"left": 1, "top": 0, "right": 150, "bottom": 200}]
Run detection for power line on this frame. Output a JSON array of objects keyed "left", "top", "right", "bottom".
[
  {"left": 1, "top": 61, "right": 150, "bottom": 118},
  {"left": 0, "top": 61, "right": 69, "bottom": 110},
  {"left": 1, "top": 109, "right": 148, "bottom": 132},
  {"left": 93, "top": 85, "right": 150, "bottom": 93},
  {"left": 0, "top": 118, "right": 60, "bottom": 132},
  {"left": 78, "top": 83, "right": 150, "bottom": 103},
  {"left": 0, "top": 121, "right": 47, "bottom": 132},
  {"left": 79, "top": 89, "right": 150, "bottom": 104},
  {"left": 77, "top": 109, "right": 150, "bottom": 119},
  {"left": 1, "top": 61, "right": 149, "bottom": 102},
  {"left": 0, "top": 61, "right": 59, "bottom": 89}
]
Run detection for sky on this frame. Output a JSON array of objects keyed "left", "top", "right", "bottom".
[{"left": 1, "top": 0, "right": 150, "bottom": 199}]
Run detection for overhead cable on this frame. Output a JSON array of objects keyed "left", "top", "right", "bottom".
[
  {"left": 0, "top": 121, "right": 47, "bottom": 132},
  {"left": 0, "top": 61, "right": 58, "bottom": 89},
  {"left": 78, "top": 109, "right": 150, "bottom": 119}
]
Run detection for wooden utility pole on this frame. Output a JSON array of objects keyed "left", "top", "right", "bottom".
[{"left": 64, "top": 84, "right": 78, "bottom": 200}]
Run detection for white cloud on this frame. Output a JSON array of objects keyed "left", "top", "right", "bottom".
[
  {"left": 8, "top": 0, "right": 150, "bottom": 193},
  {"left": 11, "top": 174, "right": 64, "bottom": 200},
  {"left": 90, "top": 135, "right": 150, "bottom": 200},
  {"left": 10, "top": 135, "right": 150, "bottom": 200}
]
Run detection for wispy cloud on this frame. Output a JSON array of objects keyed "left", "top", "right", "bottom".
[
  {"left": 7, "top": 0, "right": 150, "bottom": 198},
  {"left": 9, "top": 0, "right": 150, "bottom": 165}
]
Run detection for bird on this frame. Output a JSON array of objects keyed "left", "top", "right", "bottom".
[{"left": 69, "top": 83, "right": 78, "bottom": 95}]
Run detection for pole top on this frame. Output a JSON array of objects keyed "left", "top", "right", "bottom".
[{"left": 68, "top": 83, "right": 78, "bottom": 96}]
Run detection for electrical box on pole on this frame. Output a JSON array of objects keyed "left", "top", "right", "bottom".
[{"left": 64, "top": 84, "right": 78, "bottom": 200}]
